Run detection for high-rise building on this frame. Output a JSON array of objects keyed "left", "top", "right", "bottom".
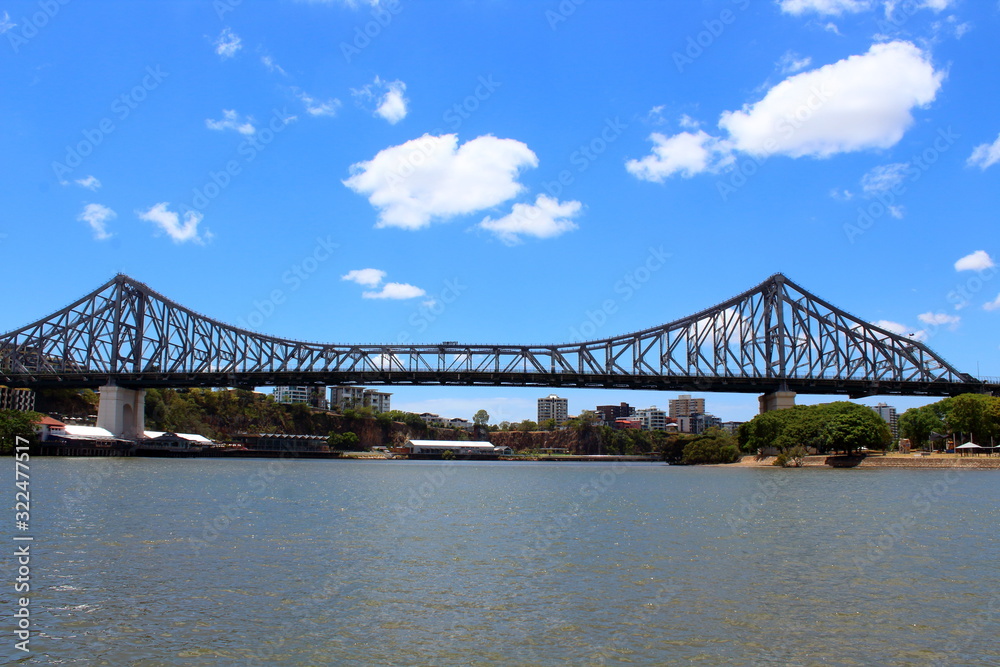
[
  {"left": 329, "top": 386, "right": 392, "bottom": 413},
  {"left": 634, "top": 406, "right": 668, "bottom": 431},
  {"left": 0, "top": 385, "right": 35, "bottom": 412},
  {"left": 669, "top": 394, "right": 705, "bottom": 419},
  {"left": 596, "top": 402, "right": 633, "bottom": 425},
  {"left": 537, "top": 394, "right": 568, "bottom": 425},
  {"left": 872, "top": 403, "right": 898, "bottom": 439},
  {"left": 273, "top": 386, "right": 327, "bottom": 409}
]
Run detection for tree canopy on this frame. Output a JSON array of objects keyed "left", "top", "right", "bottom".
[{"left": 738, "top": 401, "right": 891, "bottom": 455}]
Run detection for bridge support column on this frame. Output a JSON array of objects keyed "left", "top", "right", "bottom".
[
  {"left": 759, "top": 391, "right": 796, "bottom": 414},
  {"left": 96, "top": 384, "right": 145, "bottom": 440}
]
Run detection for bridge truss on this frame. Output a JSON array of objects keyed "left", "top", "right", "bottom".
[{"left": 0, "top": 273, "right": 991, "bottom": 397}]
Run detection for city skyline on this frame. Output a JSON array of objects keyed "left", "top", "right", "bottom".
[{"left": 2, "top": 1, "right": 998, "bottom": 424}]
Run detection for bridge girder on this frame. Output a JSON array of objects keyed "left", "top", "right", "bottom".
[{"left": 0, "top": 273, "right": 992, "bottom": 397}]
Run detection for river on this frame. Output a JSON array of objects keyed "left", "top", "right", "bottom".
[{"left": 9, "top": 458, "right": 1000, "bottom": 665}]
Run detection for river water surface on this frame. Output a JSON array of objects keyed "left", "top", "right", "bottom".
[{"left": 9, "top": 458, "right": 1000, "bottom": 665}]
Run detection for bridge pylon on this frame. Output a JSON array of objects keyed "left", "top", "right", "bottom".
[
  {"left": 758, "top": 390, "right": 796, "bottom": 414},
  {"left": 96, "top": 383, "right": 145, "bottom": 440}
]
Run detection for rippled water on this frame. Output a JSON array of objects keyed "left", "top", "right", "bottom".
[{"left": 9, "top": 458, "right": 1000, "bottom": 665}]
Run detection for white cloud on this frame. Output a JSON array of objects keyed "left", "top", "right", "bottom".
[
  {"left": 719, "top": 41, "right": 941, "bottom": 158},
  {"left": 778, "top": 51, "right": 813, "bottom": 74},
  {"left": 206, "top": 109, "right": 255, "bottom": 135},
  {"left": 138, "top": 203, "right": 210, "bottom": 244},
  {"left": 625, "top": 130, "right": 732, "bottom": 182},
  {"left": 954, "top": 250, "right": 994, "bottom": 272},
  {"left": 74, "top": 175, "right": 102, "bottom": 191},
  {"left": 261, "top": 55, "right": 287, "bottom": 76},
  {"left": 628, "top": 41, "right": 942, "bottom": 181},
  {"left": 967, "top": 133, "right": 1000, "bottom": 170},
  {"left": 297, "top": 90, "right": 341, "bottom": 117},
  {"left": 352, "top": 76, "right": 409, "bottom": 124},
  {"left": 984, "top": 294, "right": 1000, "bottom": 312},
  {"left": 873, "top": 319, "right": 926, "bottom": 341},
  {"left": 342, "top": 268, "right": 387, "bottom": 287},
  {"left": 0, "top": 11, "right": 15, "bottom": 33},
  {"left": 78, "top": 203, "right": 115, "bottom": 240},
  {"left": 478, "top": 194, "right": 581, "bottom": 245},
  {"left": 861, "top": 162, "right": 909, "bottom": 194},
  {"left": 917, "top": 312, "right": 959, "bottom": 328},
  {"left": 778, "top": 0, "right": 872, "bottom": 15},
  {"left": 343, "top": 133, "right": 538, "bottom": 230},
  {"left": 363, "top": 283, "right": 427, "bottom": 300},
  {"left": 214, "top": 27, "right": 242, "bottom": 59}
]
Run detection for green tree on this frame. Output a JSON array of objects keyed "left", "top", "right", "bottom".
[
  {"left": 681, "top": 428, "right": 740, "bottom": 464},
  {"left": 0, "top": 410, "right": 41, "bottom": 454},
  {"left": 516, "top": 419, "right": 538, "bottom": 433},
  {"left": 899, "top": 406, "right": 944, "bottom": 449},
  {"left": 473, "top": 409, "right": 490, "bottom": 427},
  {"left": 823, "top": 410, "right": 890, "bottom": 455},
  {"left": 539, "top": 418, "right": 557, "bottom": 431}
]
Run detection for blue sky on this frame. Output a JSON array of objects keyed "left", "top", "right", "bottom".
[{"left": 2, "top": 0, "right": 998, "bottom": 424}]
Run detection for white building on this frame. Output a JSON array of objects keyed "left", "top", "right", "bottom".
[
  {"left": 634, "top": 406, "right": 668, "bottom": 431},
  {"left": 329, "top": 386, "right": 392, "bottom": 413},
  {"left": 273, "top": 386, "right": 327, "bottom": 409},
  {"left": 872, "top": 403, "right": 898, "bottom": 439},
  {"left": 537, "top": 394, "right": 568, "bottom": 425}
]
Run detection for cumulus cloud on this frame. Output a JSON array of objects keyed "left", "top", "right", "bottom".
[
  {"left": 778, "top": 0, "right": 872, "bottom": 15},
  {"left": 720, "top": 41, "right": 941, "bottom": 157},
  {"left": 206, "top": 109, "right": 255, "bottom": 135},
  {"left": 342, "top": 267, "right": 425, "bottom": 300},
  {"left": 363, "top": 283, "right": 427, "bottom": 300},
  {"left": 78, "top": 203, "right": 115, "bottom": 240},
  {"left": 984, "top": 294, "right": 1000, "bottom": 312},
  {"left": 625, "top": 130, "right": 732, "bottom": 181},
  {"left": 954, "top": 250, "right": 994, "bottom": 272},
  {"left": 478, "top": 194, "right": 582, "bottom": 245},
  {"left": 297, "top": 90, "right": 341, "bottom": 117},
  {"left": 628, "top": 41, "right": 941, "bottom": 181},
  {"left": 342, "top": 268, "right": 387, "bottom": 287},
  {"left": 343, "top": 133, "right": 538, "bottom": 230},
  {"left": 967, "top": 133, "right": 1000, "bottom": 170},
  {"left": 353, "top": 76, "right": 409, "bottom": 124},
  {"left": 215, "top": 27, "right": 242, "bottom": 59},
  {"left": 74, "top": 175, "right": 102, "bottom": 191},
  {"left": 138, "top": 203, "right": 210, "bottom": 244},
  {"left": 918, "top": 312, "right": 959, "bottom": 328},
  {"left": 873, "top": 319, "right": 926, "bottom": 341}
]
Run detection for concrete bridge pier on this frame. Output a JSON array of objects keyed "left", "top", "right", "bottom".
[
  {"left": 759, "top": 390, "right": 796, "bottom": 414},
  {"left": 96, "top": 384, "right": 145, "bottom": 439}
]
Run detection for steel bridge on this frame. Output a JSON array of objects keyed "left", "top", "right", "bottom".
[{"left": 1, "top": 273, "right": 995, "bottom": 401}]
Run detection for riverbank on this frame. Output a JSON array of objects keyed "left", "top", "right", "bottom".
[{"left": 730, "top": 454, "right": 1000, "bottom": 469}]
